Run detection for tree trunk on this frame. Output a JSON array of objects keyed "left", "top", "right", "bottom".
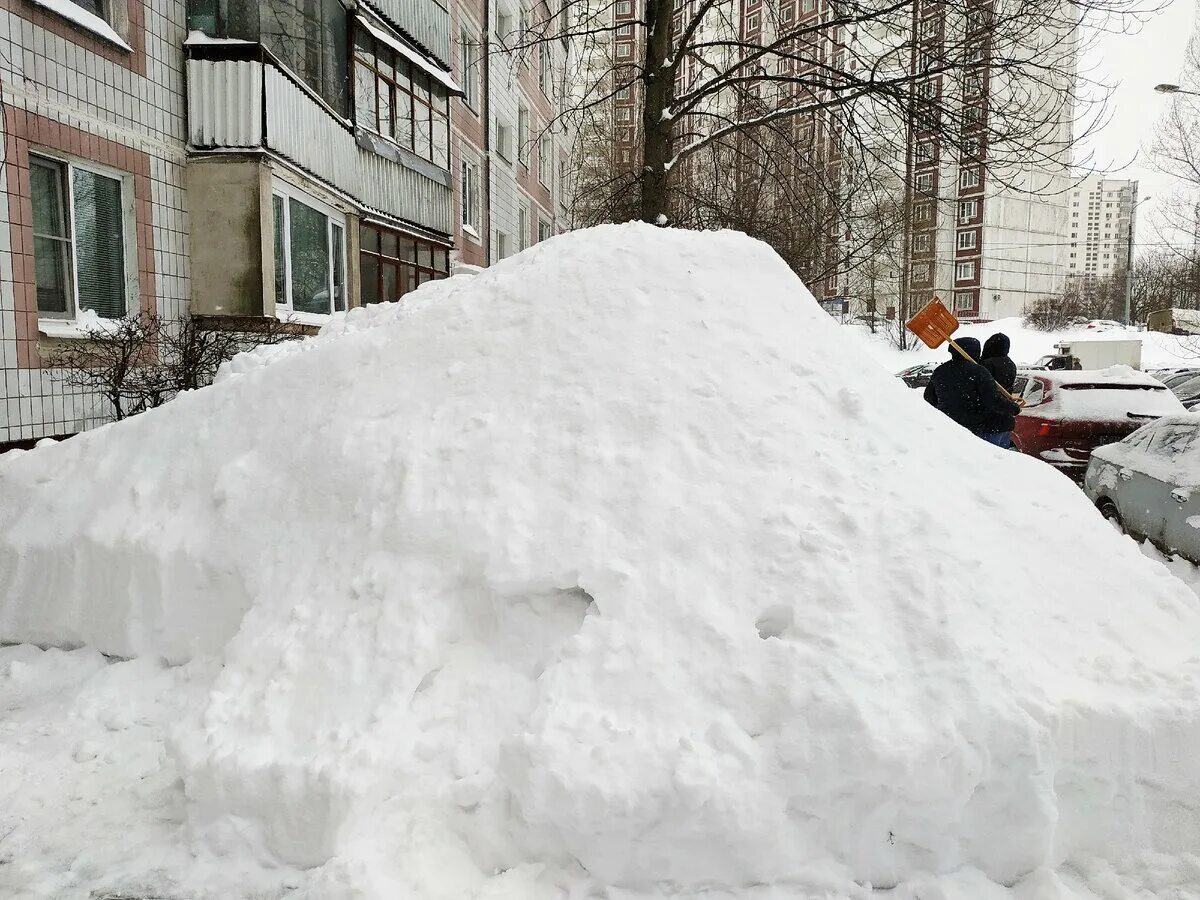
[{"left": 639, "top": 0, "right": 673, "bottom": 224}]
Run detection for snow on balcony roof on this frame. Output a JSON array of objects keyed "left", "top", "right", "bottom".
[{"left": 359, "top": 14, "right": 463, "bottom": 95}]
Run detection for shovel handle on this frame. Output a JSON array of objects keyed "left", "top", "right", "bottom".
[{"left": 943, "top": 336, "right": 1022, "bottom": 404}]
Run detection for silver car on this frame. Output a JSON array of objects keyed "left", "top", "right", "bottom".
[{"left": 1084, "top": 413, "right": 1200, "bottom": 562}]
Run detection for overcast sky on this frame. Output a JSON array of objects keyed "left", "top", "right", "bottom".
[{"left": 1076, "top": 0, "right": 1196, "bottom": 248}]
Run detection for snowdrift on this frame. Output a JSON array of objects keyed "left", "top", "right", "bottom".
[{"left": 3, "top": 224, "right": 1200, "bottom": 897}]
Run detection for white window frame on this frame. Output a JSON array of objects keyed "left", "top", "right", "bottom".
[
  {"left": 953, "top": 290, "right": 973, "bottom": 311},
  {"left": 517, "top": 103, "right": 530, "bottom": 166},
  {"left": 959, "top": 168, "right": 980, "bottom": 189},
  {"left": 31, "top": 150, "right": 138, "bottom": 327},
  {"left": 461, "top": 155, "right": 482, "bottom": 238},
  {"left": 912, "top": 261, "right": 930, "bottom": 281},
  {"left": 955, "top": 260, "right": 975, "bottom": 282},
  {"left": 539, "top": 42, "right": 554, "bottom": 96},
  {"left": 538, "top": 217, "right": 553, "bottom": 242},
  {"left": 538, "top": 133, "right": 552, "bottom": 188},
  {"left": 460, "top": 27, "right": 481, "bottom": 110},
  {"left": 956, "top": 229, "right": 977, "bottom": 250},
  {"left": 616, "top": 41, "right": 633, "bottom": 59},
  {"left": 271, "top": 180, "right": 347, "bottom": 324},
  {"left": 519, "top": 205, "right": 530, "bottom": 251},
  {"left": 959, "top": 199, "right": 978, "bottom": 225},
  {"left": 913, "top": 233, "right": 931, "bottom": 253},
  {"left": 914, "top": 203, "right": 932, "bottom": 222},
  {"left": 915, "top": 172, "right": 933, "bottom": 193},
  {"left": 616, "top": 0, "right": 632, "bottom": 13},
  {"left": 497, "top": 119, "right": 514, "bottom": 162}
]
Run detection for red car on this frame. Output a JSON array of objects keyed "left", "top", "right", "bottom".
[{"left": 1012, "top": 369, "right": 1186, "bottom": 480}]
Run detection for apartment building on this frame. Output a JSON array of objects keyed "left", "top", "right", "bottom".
[
  {"left": 0, "top": 0, "right": 571, "bottom": 450},
  {"left": 1066, "top": 175, "right": 1138, "bottom": 284},
  {"left": 451, "top": 0, "right": 571, "bottom": 266}
]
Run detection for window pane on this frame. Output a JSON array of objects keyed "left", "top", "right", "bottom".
[
  {"left": 400, "top": 264, "right": 417, "bottom": 297},
  {"left": 398, "top": 236, "right": 417, "bottom": 263},
  {"left": 354, "top": 62, "right": 376, "bottom": 130},
  {"left": 72, "top": 168, "right": 126, "bottom": 319},
  {"left": 360, "top": 252, "right": 380, "bottom": 305},
  {"left": 414, "top": 101, "right": 432, "bottom": 160},
  {"left": 274, "top": 194, "right": 287, "bottom": 305},
  {"left": 395, "top": 89, "right": 413, "bottom": 149},
  {"left": 360, "top": 222, "right": 380, "bottom": 254},
  {"left": 433, "top": 247, "right": 448, "bottom": 273},
  {"left": 381, "top": 230, "right": 399, "bottom": 259},
  {"left": 432, "top": 112, "right": 449, "bottom": 169},
  {"left": 31, "top": 159, "right": 68, "bottom": 239},
  {"left": 382, "top": 261, "right": 398, "bottom": 303},
  {"left": 289, "top": 198, "right": 331, "bottom": 315},
  {"left": 72, "top": 0, "right": 102, "bottom": 15},
  {"left": 33, "top": 237, "right": 71, "bottom": 314},
  {"left": 331, "top": 223, "right": 345, "bottom": 312},
  {"left": 31, "top": 159, "right": 72, "bottom": 315},
  {"left": 418, "top": 244, "right": 433, "bottom": 268},
  {"left": 379, "top": 80, "right": 394, "bottom": 139}
]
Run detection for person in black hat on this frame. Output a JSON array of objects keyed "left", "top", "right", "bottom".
[
  {"left": 923, "top": 336, "right": 1021, "bottom": 440},
  {"left": 978, "top": 333, "right": 1018, "bottom": 448}
]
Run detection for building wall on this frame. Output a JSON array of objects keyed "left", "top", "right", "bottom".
[
  {"left": 0, "top": 0, "right": 189, "bottom": 446},
  {"left": 1067, "top": 175, "right": 1138, "bottom": 284}
]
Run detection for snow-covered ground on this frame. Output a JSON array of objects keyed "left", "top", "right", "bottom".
[
  {"left": 3, "top": 225, "right": 1200, "bottom": 899},
  {"left": 857, "top": 317, "right": 1200, "bottom": 374}
]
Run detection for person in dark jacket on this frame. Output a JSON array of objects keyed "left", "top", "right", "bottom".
[
  {"left": 979, "top": 333, "right": 1018, "bottom": 448},
  {"left": 923, "top": 336, "right": 1021, "bottom": 440}
]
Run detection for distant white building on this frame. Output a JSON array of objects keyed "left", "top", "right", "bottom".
[{"left": 1066, "top": 175, "right": 1138, "bottom": 285}]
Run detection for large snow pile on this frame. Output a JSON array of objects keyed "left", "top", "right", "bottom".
[{"left": 3, "top": 224, "right": 1200, "bottom": 899}]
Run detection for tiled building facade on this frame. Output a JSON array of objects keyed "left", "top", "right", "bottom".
[
  {"left": 0, "top": 0, "right": 571, "bottom": 449},
  {"left": 1, "top": 0, "right": 189, "bottom": 446}
]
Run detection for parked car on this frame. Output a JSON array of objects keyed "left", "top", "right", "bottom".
[
  {"left": 1167, "top": 373, "right": 1200, "bottom": 410},
  {"left": 896, "top": 362, "right": 937, "bottom": 389},
  {"left": 1156, "top": 369, "right": 1200, "bottom": 390},
  {"left": 1084, "top": 414, "right": 1200, "bottom": 563},
  {"left": 1011, "top": 369, "right": 1186, "bottom": 480}
]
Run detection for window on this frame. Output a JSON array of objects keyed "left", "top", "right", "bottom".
[
  {"left": 497, "top": 8, "right": 514, "bottom": 38},
  {"left": 460, "top": 28, "right": 481, "bottom": 109},
  {"left": 519, "top": 1, "right": 529, "bottom": 33},
  {"left": 519, "top": 205, "right": 530, "bottom": 251},
  {"left": 912, "top": 262, "right": 930, "bottom": 281},
  {"left": 538, "top": 133, "right": 552, "bottom": 187},
  {"left": 920, "top": 16, "right": 938, "bottom": 38},
  {"left": 616, "top": 0, "right": 632, "bottom": 14},
  {"left": 959, "top": 168, "right": 980, "bottom": 189},
  {"left": 961, "top": 137, "right": 979, "bottom": 158},
  {"left": 746, "top": 12, "right": 760, "bottom": 30},
  {"left": 359, "top": 223, "right": 449, "bottom": 305},
  {"left": 461, "top": 157, "right": 482, "bottom": 234},
  {"left": 539, "top": 42, "right": 554, "bottom": 96},
  {"left": 616, "top": 41, "right": 632, "bottom": 59},
  {"left": 955, "top": 260, "right": 975, "bottom": 281},
  {"left": 538, "top": 219, "right": 553, "bottom": 242},
  {"left": 616, "top": 106, "right": 633, "bottom": 122},
  {"left": 71, "top": 0, "right": 103, "bottom": 14},
  {"left": 251, "top": 0, "right": 350, "bottom": 114},
  {"left": 517, "top": 104, "right": 530, "bottom": 165},
  {"left": 916, "top": 141, "right": 934, "bottom": 162},
  {"left": 913, "top": 233, "right": 931, "bottom": 253},
  {"left": 497, "top": 120, "right": 514, "bottom": 162},
  {"left": 962, "top": 105, "right": 981, "bottom": 126},
  {"left": 915, "top": 172, "right": 933, "bottom": 193},
  {"left": 802, "top": 0, "right": 815, "bottom": 11},
  {"left": 272, "top": 187, "right": 346, "bottom": 318},
  {"left": 914, "top": 203, "right": 932, "bottom": 222},
  {"left": 953, "top": 290, "right": 973, "bottom": 311},
  {"left": 616, "top": 86, "right": 633, "bottom": 101},
  {"left": 354, "top": 32, "right": 451, "bottom": 168},
  {"left": 963, "top": 74, "right": 981, "bottom": 96},
  {"left": 497, "top": 231, "right": 511, "bottom": 259},
  {"left": 780, "top": 4, "right": 794, "bottom": 23},
  {"left": 957, "top": 229, "right": 977, "bottom": 250},
  {"left": 31, "top": 153, "right": 132, "bottom": 321}
]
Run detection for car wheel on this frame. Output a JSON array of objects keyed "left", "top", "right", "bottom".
[{"left": 1098, "top": 499, "right": 1124, "bottom": 532}]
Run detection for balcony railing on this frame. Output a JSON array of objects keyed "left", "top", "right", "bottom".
[{"left": 187, "top": 54, "right": 452, "bottom": 237}]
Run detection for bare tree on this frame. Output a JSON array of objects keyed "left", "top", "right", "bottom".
[
  {"left": 521, "top": 0, "right": 1150, "bottom": 227},
  {"left": 55, "top": 314, "right": 299, "bottom": 423}
]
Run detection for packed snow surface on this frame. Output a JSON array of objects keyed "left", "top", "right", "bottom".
[{"left": 3, "top": 225, "right": 1200, "bottom": 898}]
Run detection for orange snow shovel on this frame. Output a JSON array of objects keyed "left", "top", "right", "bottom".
[{"left": 906, "top": 297, "right": 1021, "bottom": 403}]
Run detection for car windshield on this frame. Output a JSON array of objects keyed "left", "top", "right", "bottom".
[{"left": 1164, "top": 371, "right": 1200, "bottom": 389}]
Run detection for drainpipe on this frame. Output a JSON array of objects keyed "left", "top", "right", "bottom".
[{"left": 483, "top": 0, "right": 493, "bottom": 265}]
